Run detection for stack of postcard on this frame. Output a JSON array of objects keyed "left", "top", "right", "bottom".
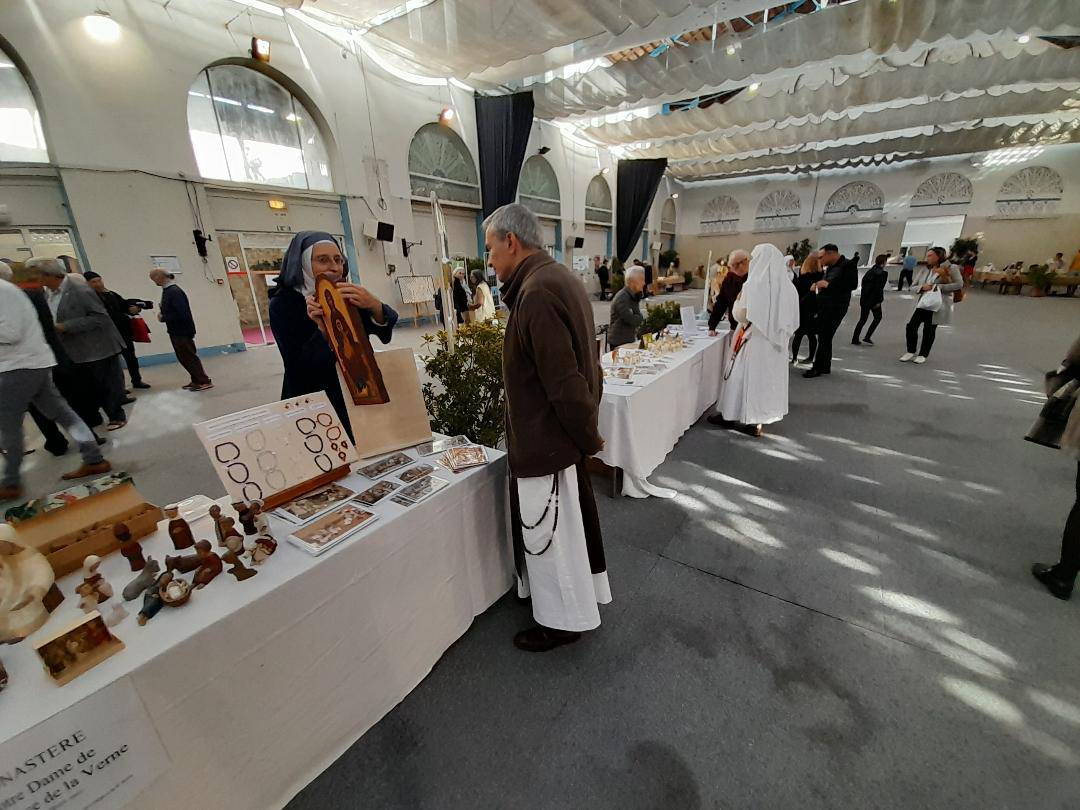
[
  {"left": 273, "top": 482, "right": 356, "bottom": 525},
  {"left": 439, "top": 445, "right": 488, "bottom": 473},
  {"left": 355, "top": 479, "right": 400, "bottom": 506},
  {"left": 287, "top": 504, "right": 379, "bottom": 556},
  {"left": 357, "top": 451, "right": 413, "bottom": 480},
  {"left": 415, "top": 435, "right": 470, "bottom": 457},
  {"left": 394, "top": 476, "right": 450, "bottom": 505}
]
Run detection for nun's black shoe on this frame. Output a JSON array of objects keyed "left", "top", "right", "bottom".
[{"left": 513, "top": 626, "right": 582, "bottom": 652}]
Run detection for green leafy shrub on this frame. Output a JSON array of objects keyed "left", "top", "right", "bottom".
[
  {"left": 611, "top": 273, "right": 625, "bottom": 293},
  {"left": 949, "top": 236, "right": 979, "bottom": 257},
  {"left": 785, "top": 238, "right": 813, "bottom": 265},
  {"left": 420, "top": 320, "right": 506, "bottom": 448},
  {"left": 659, "top": 249, "right": 679, "bottom": 269},
  {"left": 637, "top": 299, "right": 683, "bottom": 337}
]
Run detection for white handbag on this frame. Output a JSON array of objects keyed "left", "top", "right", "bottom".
[{"left": 916, "top": 287, "right": 943, "bottom": 312}]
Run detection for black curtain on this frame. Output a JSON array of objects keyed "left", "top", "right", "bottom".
[
  {"left": 615, "top": 158, "right": 668, "bottom": 263},
  {"left": 474, "top": 91, "right": 535, "bottom": 220}
]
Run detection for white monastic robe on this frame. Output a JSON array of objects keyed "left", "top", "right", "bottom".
[{"left": 717, "top": 244, "right": 800, "bottom": 426}]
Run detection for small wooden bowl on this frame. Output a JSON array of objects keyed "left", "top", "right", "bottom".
[{"left": 160, "top": 578, "right": 191, "bottom": 607}]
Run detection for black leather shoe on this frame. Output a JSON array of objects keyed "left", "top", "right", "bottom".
[
  {"left": 133, "top": 381, "right": 151, "bottom": 389},
  {"left": 803, "top": 369, "right": 824, "bottom": 378},
  {"left": 44, "top": 442, "right": 69, "bottom": 457},
  {"left": 1032, "top": 563, "right": 1074, "bottom": 600},
  {"left": 851, "top": 339, "right": 862, "bottom": 345},
  {"left": 707, "top": 414, "right": 736, "bottom": 428},
  {"left": 513, "top": 625, "right": 582, "bottom": 652},
  {"left": 863, "top": 338, "right": 875, "bottom": 346}
]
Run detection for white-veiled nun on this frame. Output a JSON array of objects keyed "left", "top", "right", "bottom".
[{"left": 714, "top": 243, "right": 800, "bottom": 435}]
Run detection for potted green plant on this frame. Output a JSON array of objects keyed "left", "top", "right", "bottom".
[
  {"left": 637, "top": 300, "right": 683, "bottom": 337},
  {"left": 420, "top": 320, "right": 506, "bottom": 448},
  {"left": 659, "top": 249, "right": 679, "bottom": 270},
  {"left": 949, "top": 236, "right": 979, "bottom": 258},
  {"left": 1026, "top": 263, "right": 1056, "bottom": 297},
  {"left": 785, "top": 238, "right": 813, "bottom": 265}
]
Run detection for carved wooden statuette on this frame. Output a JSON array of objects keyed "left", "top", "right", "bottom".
[
  {"left": 209, "top": 504, "right": 226, "bottom": 547},
  {"left": 165, "top": 504, "right": 195, "bottom": 550},
  {"left": 123, "top": 556, "right": 161, "bottom": 601},
  {"left": 80, "top": 555, "right": 113, "bottom": 605},
  {"left": 137, "top": 573, "right": 169, "bottom": 625},
  {"left": 192, "top": 541, "right": 223, "bottom": 589},
  {"left": 220, "top": 516, "right": 242, "bottom": 550},
  {"left": 233, "top": 500, "right": 260, "bottom": 536},
  {"left": 115, "top": 522, "right": 146, "bottom": 571},
  {"left": 223, "top": 535, "right": 257, "bottom": 582},
  {"left": 249, "top": 536, "right": 278, "bottom": 566},
  {"left": 0, "top": 524, "right": 57, "bottom": 642},
  {"left": 165, "top": 549, "right": 202, "bottom": 575}
]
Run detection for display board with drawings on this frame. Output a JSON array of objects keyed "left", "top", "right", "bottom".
[
  {"left": 193, "top": 392, "right": 359, "bottom": 504},
  {"left": 397, "top": 274, "right": 436, "bottom": 305}
]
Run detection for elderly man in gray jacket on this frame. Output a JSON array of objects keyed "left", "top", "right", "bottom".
[
  {"left": 607, "top": 265, "right": 646, "bottom": 349},
  {"left": 30, "top": 258, "right": 128, "bottom": 430}
]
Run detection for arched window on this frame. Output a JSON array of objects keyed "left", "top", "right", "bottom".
[
  {"left": 660, "top": 197, "right": 677, "bottom": 233},
  {"left": 701, "top": 195, "right": 739, "bottom": 234},
  {"left": 911, "top": 172, "right": 972, "bottom": 209},
  {"left": 995, "top": 166, "right": 1063, "bottom": 218},
  {"left": 0, "top": 48, "right": 47, "bottom": 162},
  {"left": 755, "top": 190, "right": 800, "bottom": 231},
  {"left": 585, "top": 174, "right": 612, "bottom": 223},
  {"left": 518, "top": 155, "right": 560, "bottom": 217},
  {"left": 408, "top": 123, "right": 479, "bottom": 206},
  {"left": 823, "top": 181, "right": 884, "bottom": 221},
  {"left": 187, "top": 64, "right": 331, "bottom": 191}
]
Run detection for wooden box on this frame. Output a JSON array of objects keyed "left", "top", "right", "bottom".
[
  {"left": 8, "top": 475, "right": 163, "bottom": 578},
  {"left": 33, "top": 611, "right": 125, "bottom": 686}
]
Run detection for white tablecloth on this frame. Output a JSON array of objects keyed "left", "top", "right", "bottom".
[
  {"left": 1, "top": 447, "right": 513, "bottom": 809},
  {"left": 595, "top": 332, "right": 724, "bottom": 477}
]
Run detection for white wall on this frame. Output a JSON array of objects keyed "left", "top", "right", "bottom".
[{"left": 675, "top": 144, "right": 1080, "bottom": 270}]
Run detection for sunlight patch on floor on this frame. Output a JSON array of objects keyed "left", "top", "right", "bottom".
[{"left": 820, "top": 548, "right": 880, "bottom": 575}]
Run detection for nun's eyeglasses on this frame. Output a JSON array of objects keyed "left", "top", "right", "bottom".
[{"left": 313, "top": 254, "right": 345, "bottom": 266}]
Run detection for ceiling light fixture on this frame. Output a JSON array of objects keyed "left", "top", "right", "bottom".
[
  {"left": 748, "top": 82, "right": 760, "bottom": 92},
  {"left": 671, "top": 193, "right": 679, "bottom": 199},
  {"left": 725, "top": 44, "right": 736, "bottom": 56},
  {"left": 1017, "top": 34, "right": 1031, "bottom": 44},
  {"left": 251, "top": 36, "right": 271, "bottom": 62},
  {"left": 439, "top": 107, "right": 455, "bottom": 124},
  {"left": 600, "top": 167, "right": 610, "bottom": 174},
  {"left": 83, "top": 13, "right": 121, "bottom": 44}
]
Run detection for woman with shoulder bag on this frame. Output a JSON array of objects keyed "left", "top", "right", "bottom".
[
  {"left": 1031, "top": 333, "right": 1080, "bottom": 600},
  {"left": 899, "top": 246, "right": 963, "bottom": 365}
]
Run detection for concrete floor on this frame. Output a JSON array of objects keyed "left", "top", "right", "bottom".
[{"left": 8, "top": 287, "right": 1080, "bottom": 807}]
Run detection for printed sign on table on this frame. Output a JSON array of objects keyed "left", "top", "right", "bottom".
[{"left": 0, "top": 677, "right": 169, "bottom": 810}]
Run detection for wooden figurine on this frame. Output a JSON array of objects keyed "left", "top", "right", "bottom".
[
  {"left": 165, "top": 504, "right": 195, "bottom": 550},
  {"left": 253, "top": 509, "right": 272, "bottom": 539},
  {"left": 220, "top": 516, "right": 242, "bottom": 549},
  {"left": 223, "top": 535, "right": 257, "bottom": 581},
  {"left": 80, "top": 555, "right": 113, "bottom": 605},
  {"left": 74, "top": 581, "right": 99, "bottom": 613},
  {"left": 165, "top": 549, "right": 202, "bottom": 574},
  {"left": 233, "top": 500, "right": 260, "bottom": 536},
  {"left": 209, "top": 504, "right": 226, "bottom": 547},
  {"left": 115, "top": 521, "right": 146, "bottom": 571},
  {"left": 102, "top": 602, "right": 128, "bottom": 627},
  {"left": 0, "top": 524, "right": 57, "bottom": 642},
  {"left": 123, "top": 556, "right": 161, "bottom": 601},
  {"left": 249, "top": 536, "right": 278, "bottom": 566},
  {"left": 137, "top": 573, "right": 169, "bottom": 625},
  {"left": 192, "top": 540, "right": 223, "bottom": 589}
]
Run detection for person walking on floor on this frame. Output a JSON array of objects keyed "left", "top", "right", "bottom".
[
  {"left": 484, "top": 203, "right": 609, "bottom": 653},
  {"left": 1031, "top": 333, "right": 1080, "bottom": 600},
  {"left": 32, "top": 258, "right": 128, "bottom": 430},
  {"left": 85, "top": 271, "right": 150, "bottom": 389},
  {"left": 852, "top": 254, "right": 889, "bottom": 346},
  {"left": 149, "top": 269, "right": 213, "bottom": 391},
  {"left": 607, "top": 265, "right": 645, "bottom": 349},
  {"left": 803, "top": 244, "right": 858, "bottom": 379},
  {"left": 594, "top": 255, "right": 610, "bottom": 301},
  {"left": 791, "top": 253, "right": 823, "bottom": 365},
  {"left": 898, "top": 252, "right": 917, "bottom": 291},
  {"left": 0, "top": 274, "right": 112, "bottom": 501},
  {"left": 899, "top": 246, "right": 963, "bottom": 365}
]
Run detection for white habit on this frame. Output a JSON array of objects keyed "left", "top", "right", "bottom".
[
  {"left": 515, "top": 464, "right": 612, "bottom": 632},
  {"left": 716, "top": 243, "right": 800, "bottom": 426}
]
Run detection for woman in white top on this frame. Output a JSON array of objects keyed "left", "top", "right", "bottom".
[
  {"left": 899, "top": 246, "right": 963, "bottom": 365},
  {"left": 469, "top": 269, "right": 497, "bottom": 322}
]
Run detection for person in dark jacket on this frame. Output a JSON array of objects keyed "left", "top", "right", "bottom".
[
  {"left": 149, "top": 269, "right": 212, "bottom": 391},
  {"left": 85, "top": 271, "right": 150, "bottom": 389},
  {"left": 791, "top": 253, "right": 823, "bottom": 365},
  {"left": 268, "top": 231, "right": 397, "bottom": 434},
  {"left": 607, "top": 266, "right": 645, "bottom": 348},
  {"left": 485, "top": 203, "right": 607, "bottom": 654},
  {"left": 594, "top": 255, "right": 610, "bottom": 300},
  {"left": 708, "top": 249, "right": 749, "bottom": 334},
  {"left": 852, "top": 254, "right": 889, "bottom": 346},
  {"left": 804, "top": 244, "right": 858, "bottom": 378},
  {"left": 451, "top": 268, "right": 470, "bottom": 324}
]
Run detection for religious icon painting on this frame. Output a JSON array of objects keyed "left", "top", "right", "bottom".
[
  {"left": 398, "top": 464, "right": 435, "bottom": 484},
  {"left": 34, "top": 611, "right": 124, "bottom": 686},
  {"left": 441, "top": 445, "right": 487, "bottom": 473},
  {"left": 316, "top": 276, "right": 390, "bottom": 406},
  {"left": 355, "top": 480, "right": 400, "bottom": 506},
  {"left": 357, "top": 451, "right": 413, "bottom": 480}
]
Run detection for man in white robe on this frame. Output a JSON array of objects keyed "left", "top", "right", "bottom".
[
  {"left": 485, "top": 204, "right": 611, "bottom": 653},
  {"left": 711, "top": 244, "right": 800, "bottom": 437}
]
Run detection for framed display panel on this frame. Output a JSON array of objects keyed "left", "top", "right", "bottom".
[{"left": 194, "top": 391, "right": 358, "bottom": 509}]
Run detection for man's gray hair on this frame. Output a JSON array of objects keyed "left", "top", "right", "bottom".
[
  {"left": 0, "top": 261, "right": 12, "bottom": 281},
  {"left": 625, "top": 265, "right": 645, "bottom": 281},
  {"left": 728, "top": 249, "right": 750, "bottom": 265},
  {"left": 25, "top": 257, "right": 66, "bottom": 278},
  {"left": 483, "top": 203, "right": 543, "bottom": 250}
]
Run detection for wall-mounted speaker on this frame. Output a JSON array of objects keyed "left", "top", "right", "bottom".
[
  {"left": 364, "top": 220, "right": 395, "bottom": 242},
  {"left": 572, "top": 236, "right": 585, "bottom": 248}
]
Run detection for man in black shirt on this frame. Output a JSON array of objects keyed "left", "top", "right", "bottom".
[
  {"left": 804, "top": 244, "right": 858, "bottom": 378},
  {"left": 85, "top": 271, "right": 150, "bottom": 389},
  {"left": 852, "top": 255, "right": 888, "bottom": 346}
]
